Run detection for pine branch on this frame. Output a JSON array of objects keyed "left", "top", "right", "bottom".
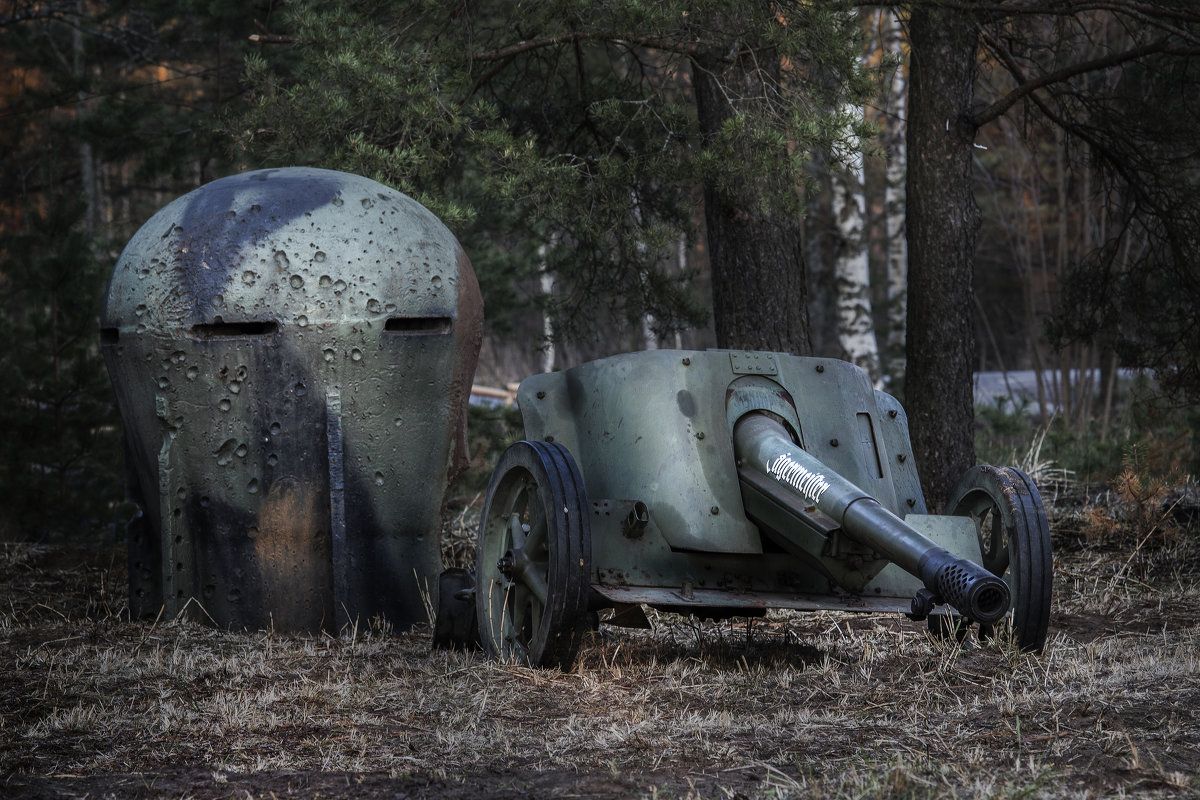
[
  {"left": 470, "top": 31, "right": 698, "bottom": 62},
  {"left": 972, "top": 31, "right": 1200, "bottom": 128},
  {"left": 876, "top": 0, "right": 1200, "bottom": 41},
  {"left": 249, "top": 19, "right": 294, "bottom": 44},
  {"left": 998, "top": 56, "right": 1156, "bottom": 216},
  {"left": 887, "top": 0, "right": 1200, "bottom": 23}
]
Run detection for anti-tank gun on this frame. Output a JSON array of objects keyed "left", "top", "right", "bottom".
[{"left": 439, "top": 350, "right": 1052, "bottom": 668}]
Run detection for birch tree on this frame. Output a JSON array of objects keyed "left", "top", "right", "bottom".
[
  {"left": 880, "top": 9, "right": 908, "bottom": 385},
  {"left": 829, "top": 8, "right": 913, "bottom": 387},
  {"left": 537, "top": 240, "right": 557, "bottom": 374},
  {"left": 831, "top": 92, "right": 881, "bottom": 381}
]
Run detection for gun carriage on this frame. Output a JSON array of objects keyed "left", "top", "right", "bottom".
[{"left": 444, "top": 350, "right": 1052, "bottom": 668}]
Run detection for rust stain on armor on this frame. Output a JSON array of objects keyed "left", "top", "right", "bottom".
[
  {"left": 448, "top": 245, "right": 484, "bottom": 481},
  {"left": 254, "top": 476, "right": 332, "bottom": 631}
]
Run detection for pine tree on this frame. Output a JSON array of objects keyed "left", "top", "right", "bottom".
[
  {"left": 0, "top": 199, "right": 122, "bottom": 538},
  {"left": 233, "top": 0, "right": 873, "bottom": 352},
  {"left": 0, "top": 0, "right": 270, "bottom": 537}
]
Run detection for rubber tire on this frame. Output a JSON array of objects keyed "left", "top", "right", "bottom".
[
  {"left": 946, "top": 465, "right": 1053, "bottom": 653},
  {"left": 475, "top": 440, "right": 591, "bottom": 669}
]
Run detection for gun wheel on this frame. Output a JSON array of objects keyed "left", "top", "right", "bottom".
[
  {"left": 946, "top": 465, "right": 1053, "bottom": 653},
  {"left": 475, "top": 440, "right": 591, "bottom": 669}
]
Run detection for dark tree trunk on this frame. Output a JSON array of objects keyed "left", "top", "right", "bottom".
[
  {"left": 692, "top": 51, "right": 812, "bottom": 355},
  {"left": 905, "top": 8, "right": 981, "bottom": 511}
]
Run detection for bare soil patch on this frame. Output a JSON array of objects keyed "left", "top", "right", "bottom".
[{"left": 2, "top": 522, "right": 1198, "bottom": 799}]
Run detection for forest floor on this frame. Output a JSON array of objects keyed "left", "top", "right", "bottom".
[{"left": 2, "top": 483, "right": 1198, "bottom": 799}]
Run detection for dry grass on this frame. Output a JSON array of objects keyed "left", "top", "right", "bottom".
[{"left": 2, "top": 519, "right": 1199, "bottom": 799}]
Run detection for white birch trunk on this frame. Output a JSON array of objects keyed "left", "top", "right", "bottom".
[
  {"left": 641, "top": 312, "right": 659, "bottom": 350},
  {"left": 882, "top": 9, "right": 909, "bottom": 384},
  {"left": 538, "top": 239, "right": 556, "bottom": 374},
  {"left": 832, "top": 103, "right": 880, "bottom": 382},
  {"left": 630, "top": 191, "right": 658, "bottom": 350},
  {"left": 673, "top": 233, "right": 687, "bottom": 349}
]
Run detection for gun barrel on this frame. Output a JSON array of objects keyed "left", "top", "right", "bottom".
[{"left": 733, "top": 413, "right": 1009, "bottom": 624}]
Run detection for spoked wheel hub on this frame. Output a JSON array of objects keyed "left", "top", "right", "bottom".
[{"left": 475, "top": 440, "right": 591, "bottom": 669}]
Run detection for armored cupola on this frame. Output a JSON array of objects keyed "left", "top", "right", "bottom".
[{"left": 101, "top": 167, "right": 483, "bottom": 632}]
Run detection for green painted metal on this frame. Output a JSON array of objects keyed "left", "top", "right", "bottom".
[
  {"left": 101, "top": 167, "right": 483, "bottom": 632},
  {"left": 872, "top": 391, "right": 928, "bottom": 515},
  {"left": 516, "top": 349, "right": 985, "bottom": 616},
  {"left": 734, "top": 413, "right": 1010, "bottom": 623},
  {"left": 519, "top": 349, "right": 760, "bottom": 554}
]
